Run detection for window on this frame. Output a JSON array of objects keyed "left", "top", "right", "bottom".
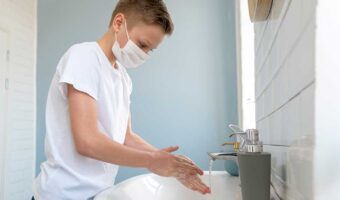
[{"left": 235, "top": 0, "right": 256, "bottom": 130}]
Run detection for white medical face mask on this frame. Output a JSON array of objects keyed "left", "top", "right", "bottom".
[{"left": 112, "top": 21, "right": 150, "bottom": 68}]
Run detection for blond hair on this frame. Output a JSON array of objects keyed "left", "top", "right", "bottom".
[{"left": 109, "top": 0, "right": 174, "bottom": 35}]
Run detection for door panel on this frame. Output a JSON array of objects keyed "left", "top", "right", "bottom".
[{"left": 0, "top": 29, "right": 9, "bottom": 200}]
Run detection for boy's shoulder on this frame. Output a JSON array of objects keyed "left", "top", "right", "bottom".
[
  {"left": 67, "top": 42, "right": 98, "bottom": 55},
  {"left": 61, "top": 42, "right": 102, "bottom": 65},
  {"left": 57, "top": 42, "right": 101, "bottom": 72}
]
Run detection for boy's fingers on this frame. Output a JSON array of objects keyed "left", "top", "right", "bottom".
[
  {"left": 175, "top": 162, "right": 199, "bottom": 176},
  {"left": 176, "top": 176, "right": 211, "bottom": 195},
  {"left": 175, "top": 160, "right": 200, "bottom": 175},
  {"left": 197, "top": 181, "right": 211, "bottom": 194},
  {"left": 160, "top": 146, "right": 179, "bottom": 153},
  {"left": 177, "top": 155, "right": 204, "bottom": 175},
  {"left": 179, "top": 155, "right": 194, "bottom": 163},
  {"left": 192, "top": 178, "right": 211, "bottom": 194},
  {"left": 177, "top": 157, "right": 203, "bottom": 175},
  {"left": 185, "top": 176, "right": 210, "bottom": 194}
]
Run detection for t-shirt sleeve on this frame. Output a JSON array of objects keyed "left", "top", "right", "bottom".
[{"left": 57, "top": 45, "right": 100, "bottom": 100}]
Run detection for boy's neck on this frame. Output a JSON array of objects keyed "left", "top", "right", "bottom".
[{"left": 97, "top": 31, "right": 118, "bottom": 69}]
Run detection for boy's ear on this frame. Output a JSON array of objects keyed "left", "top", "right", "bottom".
[{"left": 111, "top": 13, "right": 125, "bottom": 33}]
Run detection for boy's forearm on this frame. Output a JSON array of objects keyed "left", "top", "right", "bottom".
[
  {"left": 124, "top": 132, "right": 159, "bottom": 152},
  {"left": 79, "top": 131, "right": 153, "bottom": 168}
]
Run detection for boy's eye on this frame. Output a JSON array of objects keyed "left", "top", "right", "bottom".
[{"left": 139, "top": 43, "right": 148, "bottom": 49}]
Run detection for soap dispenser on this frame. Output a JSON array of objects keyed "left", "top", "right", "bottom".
[{"left": 229, "top": 126, "right": 271, "bottom": 200}]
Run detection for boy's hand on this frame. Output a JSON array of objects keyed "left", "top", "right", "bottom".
[
  {"left": 160, "top": 146, "right": 180, "bottom": 153},
  {"left": 176, "top": 174, "right": 211, "bottom": 195},
  {"left": 147, "top": 147, "right": 203, "bottom": 178},
  {"left": 175, "top": 155, "right": 211, "bottom": 195},
  {"left": 147, "top": 147, "right": 210, "bottom": 194}
]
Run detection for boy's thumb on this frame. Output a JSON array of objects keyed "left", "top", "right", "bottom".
[{"left": 161, "top": 146, "right": 179, "bottom": 153}]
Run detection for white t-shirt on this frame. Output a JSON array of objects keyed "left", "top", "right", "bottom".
[{"left": 33, "top": 42, "right": 132, "bottom": 199}]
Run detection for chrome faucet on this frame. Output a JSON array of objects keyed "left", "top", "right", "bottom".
[
  {"left": 208, "top": 124, "right": 270, "bottom": 200},
  {"left": 228, "top": 124, "right": 263, "bottom": 153},
  {"left": 207, "top": 124, "right": 263, "bottom": 161}
]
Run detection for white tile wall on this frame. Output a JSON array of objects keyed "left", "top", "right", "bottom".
[
  {"left": 0, "top": 0, "right": 37, "bottom": 199},
  {"left": 314, "top": 1, "right": 340, "bottom": 199},
  {"left": 254, "top": 0, "right": 316, "bottom": 199}
]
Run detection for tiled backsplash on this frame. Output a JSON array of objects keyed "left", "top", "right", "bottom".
[{"left": 254, "top": 0, "right": 317, "bottom": 199}]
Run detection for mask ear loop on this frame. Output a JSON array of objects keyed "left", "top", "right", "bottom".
[
  {"left": 114, "top": 31, "right": 118, "bottom": 43},
  {"left": 124, "top": 20, "right": 130, "bottom": 40},
  {"left": 109, "top": 27, "right": 118, "bottom": 43},
  {"left": 113, "top": 31, "right": 120, "bottom": 69}
]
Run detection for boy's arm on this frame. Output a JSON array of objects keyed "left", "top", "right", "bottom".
[
  {"left": 67, "top": 84, "right": 202, "bottom": 176},
  {"left": 124, "top": 113, "right": 165, "bottom": 152}
]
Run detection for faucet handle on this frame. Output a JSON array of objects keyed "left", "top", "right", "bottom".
[
  {"left": 228, "top": 124, "right": 247, "bottom": 142},
  {"left": 229, "top": 131, "right": 247, "bottom": 138},
  {"left": 227, "top": 125, "right": 263, "bottom": 153},
  {"left": 221, "top": 142, "right": 240, "bottom": 152},
  {"left": 228, "top": 124, "right": 259, "bottom": 143},
  {"left": 228, "top": 131, "right": 247, "bottom": 152},
  {"left": 228, "top": 124, "right": 244, "bottom": 133}
]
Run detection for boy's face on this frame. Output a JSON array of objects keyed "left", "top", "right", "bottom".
[{"left": 112, "top": 14, "right": 167, "bottom": 54}]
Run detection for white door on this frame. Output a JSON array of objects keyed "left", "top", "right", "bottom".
[{"left": 0, "top": 29, "right": 9, "bottom": 200}]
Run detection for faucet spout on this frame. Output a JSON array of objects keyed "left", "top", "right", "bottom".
[{"left": 207, "top": 152, "right": 237, "bottom": 161}]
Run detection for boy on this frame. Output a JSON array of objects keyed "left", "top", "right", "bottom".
[{"left": 33, "top": 0, "right": 211, "bottom": 199}]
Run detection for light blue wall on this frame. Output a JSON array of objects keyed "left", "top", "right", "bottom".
[{"left": 37, "top": 0, "right": 238, "bottom": 183}]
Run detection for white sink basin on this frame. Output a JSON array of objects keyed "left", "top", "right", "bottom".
[{"left": 94, "top": 171, "right": 241, "bottom": 200}]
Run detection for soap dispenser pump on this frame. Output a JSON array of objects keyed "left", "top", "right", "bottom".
[{"left": 229, "top": 125, "right": 271, "bottom": 200}]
